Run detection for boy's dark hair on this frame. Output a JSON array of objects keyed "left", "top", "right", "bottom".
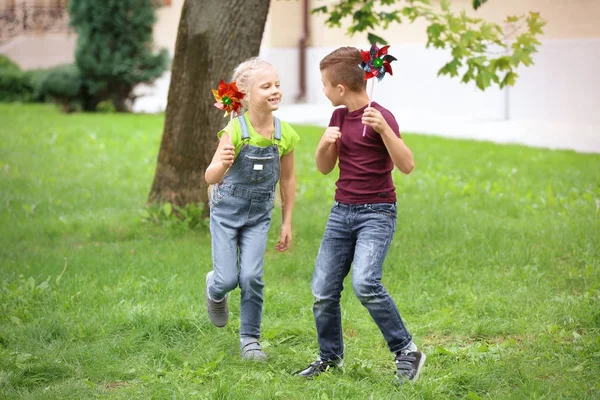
[{"left": 319, "top": 46, "right": 366, "bottom": 92}]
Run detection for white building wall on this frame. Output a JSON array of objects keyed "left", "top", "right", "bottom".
[{"left": 259, "top": 38, "right": 600, "bottom": 126}]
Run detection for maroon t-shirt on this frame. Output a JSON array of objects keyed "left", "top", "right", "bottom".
[{"left": 329, "top": 101, "right": 401, "bottom": 204}]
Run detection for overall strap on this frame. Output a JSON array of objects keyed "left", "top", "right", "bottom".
[
  {"left": 274, "top": 117, "right": 282, "bottom": 141},
  {"left": 237, "top": 115, "right": 250, "bottom": 140},
  {"left": 238, "top": 114, "right": 281, "bottom": 142}
]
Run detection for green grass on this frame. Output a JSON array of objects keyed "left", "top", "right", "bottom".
[{"left": 1, "top": 103, "right": 599, "bottom": 399}]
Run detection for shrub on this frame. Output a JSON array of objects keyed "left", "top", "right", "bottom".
[
  {"left": 35, "top": 65, "right": 84, "bottom": 112},
  {"left": 68, "top": 0, "right": 169, "bottom": 112},
  {"left": 0, "top": 54, "right": 21, "bottom": 72},
  {"left": 0, "top": 70, "right": 35, "bottom": 102}
]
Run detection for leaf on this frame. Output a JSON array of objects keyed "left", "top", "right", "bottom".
[
  {"left": 434, "top": 345, "right": 452, "bottom": 355},
  {"left": 466, "top": 392, "right": 482, "bottom": 400},
  {"left": 491, "top": 56, "right": 511, "bottom": 72},
  {"left": 312, "top": 6, "right": 327, "bottom": 14},
  {"left": 367, "top": 32, "right": 388, "bottom": 45},
  {"left": 426, "top": 23, "right": 446, "bottom": 49},
  {"left": 475, "top": 68, "right": 493, "bottom": 90},
  {"left": 138, "top": 209, "right": 151, "bottom": 219},
  {"left": 162, "top": 202, "right": 172, "bottom": 217},
  {"left": 472, "top": 0, "right": 488, "bottom": 10},
  {"left": 461, "top": 69, "right": 475, "bottom": 84},
  {"left": 500, "top": 71, "right": 518, "bottom": 88},
  {"left": 438, "top": 58, "right": 461, "bottom": 77},
  {"left": 527, "top": 12, "right": 546, "bottom": 35},
  {"left": 15, "top": 353, "right": 33, "bottom": 369},
  {"left": 440, "top": 0, "right": 451, "bottom": 12}
]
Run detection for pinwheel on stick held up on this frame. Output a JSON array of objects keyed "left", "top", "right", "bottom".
[
  {"left": 212, "top": 79, "right": 245, "bottom": 142},
  {"left": 359, "top": 44, "right": 397, "bottom": 136}
]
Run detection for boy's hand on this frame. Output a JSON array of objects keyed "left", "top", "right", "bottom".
[
  {"left": 220, "top": 144, "right": 235, "bottom": 167},
  {"left": 276, "top": 223, "right": 292, "bottom": 252},
  {"left": 362, "top": 107, "right": 390, "bottom": 135},
  {"left": 321, "top": 126, "right": 341, "bottom": 146}
]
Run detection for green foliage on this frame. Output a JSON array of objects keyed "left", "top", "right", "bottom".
[
  {"left": 35, "top": 65, "right": 85, "bottom": 113},
  {"left": 0, "top": 56, "right": 36, "bottom": 103},
  {"left": 0, "top": 69, "right": 35, "bottom": 102},
  {"left": 0, "top": 104, "right": 599, "bottom": 398},
  {"left": 96, "top": 99, "right": 117, "bottom": 113},
  {"left": 472, "top": 0, "right": 489, "bottom": 10},
  {"left": 0, "top": 54, "right": 21, "bottom": 72},
  {"left": 314, "top": 0, "right": 546, "bottom": 90},
  {"left": 68, "top": 0, "right": 169, "bottom": 111},
  {"left": 140, "top": 202, "right": 209, "bottom": 231}
]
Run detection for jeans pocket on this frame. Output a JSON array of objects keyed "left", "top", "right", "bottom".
[
  {"left": 242, "top": 155, "right": 275, "bottom": 183},
  {"left": 209, "top": 185, "right": 226, "bottom": 207},
  {"left": 366, "top": 203, "right": 396, "bottom": 217}
]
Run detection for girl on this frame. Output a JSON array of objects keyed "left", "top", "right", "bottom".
[{"left": 204, "top": 58, "right": 298, "bottom": 361}]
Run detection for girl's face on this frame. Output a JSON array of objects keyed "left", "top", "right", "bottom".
[{"left": 248, "top": 66, "right": 282, "bottom": 113}]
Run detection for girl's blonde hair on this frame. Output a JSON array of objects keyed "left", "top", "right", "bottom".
[{"left": 231, "top": 57, "right": 274, "bottom": 112}]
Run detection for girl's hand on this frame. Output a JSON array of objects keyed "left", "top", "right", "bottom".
[
  {"left": 362, "top": 107, "right": 390, "bottom": 135},
  {"left": 220, "top": 144, "right": 235, "bottom": 166},
  {"left": 276, "top": 223, "right": 292, "bottom": 252}
]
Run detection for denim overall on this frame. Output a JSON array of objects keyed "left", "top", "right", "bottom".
[{"left": 208, "top": 115, "right": 281, "bottom": 339}]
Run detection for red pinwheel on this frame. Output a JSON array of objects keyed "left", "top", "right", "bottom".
[
  {"left": 212, "top": 80, "right": 244, "bottom": 117},
  {"left": 360, "top": 44, "right": 397, "bottom": 81}
]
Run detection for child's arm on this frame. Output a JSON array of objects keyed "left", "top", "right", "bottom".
[
  {"left": 204, "top": 134, "right": 235, "bottom": 184},
  {"left": 276, "top": 151, "right": 295, "bottom": 252},
  {"left": 362, "top": 108, "right": 414, "bottom": 174},
  {"left": 315, "top": 127, "right": 341, "bottom": 175}
]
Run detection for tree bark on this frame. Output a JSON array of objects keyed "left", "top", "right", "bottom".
[{"left": 148, "top": 0, "right": 271, "bottom": 207}]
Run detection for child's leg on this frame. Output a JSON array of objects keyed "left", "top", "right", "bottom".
[
  {"left": 209, "top": 208, "right": 242, "bottom": 300},
  {"left": 350, "top": 203, "right": 412, "bottom": 353},
  {"left": 237, "top": 204, "right": 272, "bottom": 339},
  {"left": 311, "top": 204, "right": 354, "bottom": 362}
]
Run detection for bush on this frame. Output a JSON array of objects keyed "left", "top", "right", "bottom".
[
  {"left": 35, "top": 65, "right": 85, "bottom": 113},
  {"left": 0, "top": 54, "right": 21, "bottom": 72},
  {"left": 0, "top": 55, "right": 35, "bottom": 102},
  {"left": 69, "top": 0, "right": 169, "bottom": 112},
  {"left": 0, "top": 69, "right": 35, "bottom": 102},
  {"left": 96, "top": 100, "right": 116, "bottom": 113}
]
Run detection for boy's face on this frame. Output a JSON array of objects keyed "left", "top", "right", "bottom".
[{"left": 321, "top": 70, "right": 343, "bottom": 107}]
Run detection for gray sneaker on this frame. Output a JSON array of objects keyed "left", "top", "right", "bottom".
[
  {"left": 240, "top": 337, "right": 267, "bottom": 361},
  {"left": 394, "top": 347, "right": 426, "bottom": 384},
  {"left": 206, "top": 271, "right": 228, "bottom": 327}
]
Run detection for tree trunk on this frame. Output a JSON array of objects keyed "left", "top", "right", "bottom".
[{"left": 148, "top": 0, "right": 271, "bottom": 207}]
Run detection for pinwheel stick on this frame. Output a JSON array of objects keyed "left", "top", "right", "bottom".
[{"left": 362, "top": 79, "right": 376, "bottom": 137}]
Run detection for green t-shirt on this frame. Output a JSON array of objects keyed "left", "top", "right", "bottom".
[{"left": 217, "top": 113, "right": 299, "bottom": 157}]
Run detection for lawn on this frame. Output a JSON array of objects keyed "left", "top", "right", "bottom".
[{"left": 1, "top": 103, "right": 599, "bottom": 399}]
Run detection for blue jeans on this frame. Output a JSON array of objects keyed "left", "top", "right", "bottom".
[
  {"left": 312, "top": 202, "right": 412, "bottom": 361},
  {"left": 208, "top": 184, "right": 274, "bottom": 339}
]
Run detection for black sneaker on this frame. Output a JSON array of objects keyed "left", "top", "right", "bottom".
[
  {"left": 297, "top": 358, "right": 342, "bottom": 378},
  {"left": 395, "top": 349, "right": 426, "bottom": 384}
]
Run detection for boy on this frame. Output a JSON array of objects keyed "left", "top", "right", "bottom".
[{"left": 297, "top": 47, "right": 425, "bottom": 383}]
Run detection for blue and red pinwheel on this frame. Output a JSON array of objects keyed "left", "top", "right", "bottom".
[{"left": 359, "top": 44, "right": 397, "bottom": 81}]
